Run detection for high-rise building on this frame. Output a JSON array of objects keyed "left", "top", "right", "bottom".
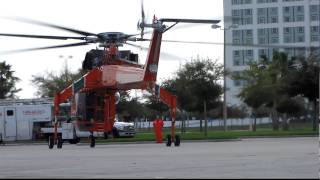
[{"left": 223, "top": 0, "right": 320, "bottom": 106}]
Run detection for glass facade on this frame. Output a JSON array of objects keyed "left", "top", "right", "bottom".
[
  {"left": 283, "top": 6, "right": 304, "bottom": 22},
  {"left": 257, "top": 0, "right": 278, "bottom": 3},
  {"left": 283, "top": 27, "right": 305, "bottom": 43},
  {"left": 310, "top": 5, "right": 320, "bottom": 22},
  {"left": 257, "top": 7, "right": 278, "bottom": 24},
  {"left": 232, "top": 29, "right": 253, "bottom": 44},
  {"left": 233, "top": 50, "right": 254, "bottom": 66},
  {"left": 258, "top": 28, "right": 279, "bottom": 44},
  {"left": 232, "top": 0, "right": 252, "bottom": 4},
  {"left": 232, "top": 9, "right": 253, "bottom": 25}
]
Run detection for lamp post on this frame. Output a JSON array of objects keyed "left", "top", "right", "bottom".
[
  {"left": 212, "top": 24, "right": 238, "bottom": 132},
  {"left": 59, "top": 55, "right": 73, "bottom": 83}
]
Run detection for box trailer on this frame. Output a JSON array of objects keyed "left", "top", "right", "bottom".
[{"left": 0, "top": 98, "right": 53, "bottom": 141}]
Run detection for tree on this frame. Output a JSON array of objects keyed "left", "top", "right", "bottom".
[
  {"left": 234, "top": 52, "right": 297, "bottom": 131},
  {"left": 284, "top": 54, "right": 319, "bottom": 131},
  {"left": 234, "top": 51, "right": 318, "bottom": 131},
  {"left": 116, "top": 90, "right": 147, "bottom": 122},
  {"left": 276, "top": 96, "right": 304, "bottom": 131},
  {"left": 0, "top": 61, "right": 21, "bottom": 99},
  {"left": 159, "top": 57, "right": 224, "bottom": 134},
  {"left": 233, "top": 60, "right": 273, "bottom": 131},
  {"left": 31, "top": 63, "right": 85, "bottom": 97},
  {"left": 143, "top": 92, "right": 169, "bottom": 118}
]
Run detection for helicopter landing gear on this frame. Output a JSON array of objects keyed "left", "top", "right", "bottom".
[
  {"left": 48, "top": 135, "right": 54, "bottom": 149},
  {"left": 166, "top": 134, "right": 180, "bottom": 147},
  {"left": 57, "top": 136, "right": 63, "bottom": 149},
  {"left": 89, "top": 133, "right": 96, "bottom": 148},
  {"left": 48, "top": 135, "right": 63, "bottom": 149}
]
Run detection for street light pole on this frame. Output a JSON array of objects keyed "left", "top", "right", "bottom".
[
  {"left": 212, "top": 24, "right": 238, "bottom": 132},
  {"left": 223, "top": 29, "right": 227, "bottom": 132},
  {"left": 59, "top": 55, "right": 73, "bottom": 83}
]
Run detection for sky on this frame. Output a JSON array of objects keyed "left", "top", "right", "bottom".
[{"left": 0, "top": 0, "right": 224, "bottom": 99}]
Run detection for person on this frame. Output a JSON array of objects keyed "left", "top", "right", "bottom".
[{"left": 153, "top": 117, "right": 164, "bottom": 143}]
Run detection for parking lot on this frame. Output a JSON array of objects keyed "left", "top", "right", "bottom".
[{"left": 0, "top": 137, "right": 318, "bottom": 178}]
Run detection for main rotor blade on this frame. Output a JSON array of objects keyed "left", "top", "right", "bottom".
[
  {"left": 160, "top": 18, "right": 220, "bottom": 24},
  {"left": 125, "top": 42, "right": 148, "bottom": 51},
  {"left": 139, "top": 39, "right": 318, "bottom": 49},
  {"left": 125, "top": 42, "right": 183, "bottom": 60},
  {"left": 0, "top": 42, "right": 90, "bottom": 55},
  {"left": 0, "top": 33, "right": 87, "bottom": 40},
  {"left": 141, "top": 0, "right": 145, "bottom": 21},
  {"left": 5, "top": 17, "right": 98, "bottom": 37}
]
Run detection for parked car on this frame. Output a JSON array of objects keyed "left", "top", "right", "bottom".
[{"left": 112, "top": 121, "right": 135, "bottom": 138}]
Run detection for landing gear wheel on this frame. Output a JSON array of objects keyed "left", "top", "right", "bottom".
[
  {"left": 57, "top": 136, "right": 63, "bottom": 149},
  {"left": 48, "top": 136, "right": 54, "bottom": 149},
  {"left": 103, "top": 132, "right": 109, "bottom": 139},
  {"left": 69, "top": 137, "right": 80, "bottom": 144},
  {"left": 174, "top": 135, "right": 180, "bottom": 147},
  {"left": 90, "top": 135, "right": 95, "bottom": 148},
  {"left": 166, "top": 134, "right": 172, "bottom": 147},
  {"left": 112, "top": 127, "right": 120, "bottom": 138}
]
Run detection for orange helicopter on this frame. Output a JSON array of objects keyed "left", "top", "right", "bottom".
[{"left": 0, "top": 4, "right": 220, "bottom": 148}]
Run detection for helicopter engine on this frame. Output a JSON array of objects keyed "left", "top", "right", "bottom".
[
  {"left": 82, "top": 49, "right": 139, "bottom": 71},
  {"left": 82, "top": 49, "right": 104, "bottom": 71}
]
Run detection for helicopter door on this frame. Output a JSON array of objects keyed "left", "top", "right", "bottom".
[{"left": 4, "top": 108, "right": 17, "bottom": 140}]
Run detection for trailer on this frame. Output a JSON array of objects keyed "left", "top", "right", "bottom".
[{"left": 0, "top": 98, "right": 53, "bottom": 142}]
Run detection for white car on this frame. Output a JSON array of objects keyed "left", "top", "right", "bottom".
[{"left": 112, "top": 121, "right": 135, "bottom": 138}]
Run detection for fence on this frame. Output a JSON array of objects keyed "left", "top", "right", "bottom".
[{"left": 134, "top": 117, "right": 272, "bottom": 129}]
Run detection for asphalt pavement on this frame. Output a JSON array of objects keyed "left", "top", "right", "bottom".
[{"left": 0, "top": 137, "right": 318, "bottom": 179}]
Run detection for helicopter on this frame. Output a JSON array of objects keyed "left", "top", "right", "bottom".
[{"left": 0, "top": 2, "right": 222, "bottom": 148}]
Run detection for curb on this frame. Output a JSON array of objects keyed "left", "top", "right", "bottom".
[{"left": 240, "top": 135, "right": 318, "bottom": 139}]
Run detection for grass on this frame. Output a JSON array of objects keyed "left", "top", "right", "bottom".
[
  {"left": 94, "top": 123, "right": 318, "bottom": 143},
  {"left": 4, "top": 123, "right": 316, "bottom": 145}
]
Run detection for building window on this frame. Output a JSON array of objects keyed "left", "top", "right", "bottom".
[
  {"left": 246, "top": 30, "right": 252, "bottom": 36},
  {"left": 259, "top": 38, "right": 266, "bottom": 44},
  {"left": 233, "top": 39, "right": 240, "bottom": 44},
  {"left": 232, "top": 10, "right": 240, "bottom": 16},
  {"left": 259, "top": 17, "right": 266, "bottom": 24},
  {"left": 311, "top": 15, "right": 319, "bottom": 21},
  {"left": 245, "top": 9, "right": 252, "bottom": 15},
  {"left": 271, "top": 37, "right": 279, "bottom": 44},
  {"left": 232, "top": 0, "right": 252, "bottom": 5},
  {"left": 284, "top": 17, "right": 290, "bottom": 22},
  {"left": 284, "top": 28, "right": 290, "bottom": 34},
  {"left": 271, "top": 28, "right": 278, "bottom": 34},
  {"left": 284, "top": 7, "right": 290, "bottom": 12},
  {"left": 298, "top": 27, "right": 304, "bottom": 33},
  {"left": 296, "top": 15, "right": 304, "bottom": 21},
  {"left": 284, "top": 37, "right": 291, "bottom": 43},
  {"left": 232, "top": 9, "right": 253, "bottom": 25},
  {"left": 297, "top": 36, "right": 305, "bottom": 42},
  {"left": 297, "top": 6, "right": 303, "bottom": 13},
  {"left": 311, "top": 26, "right": 319, "bottom": 33},
  {"left": 271, "top": 17, "right": 278, "bottom": 23}
]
